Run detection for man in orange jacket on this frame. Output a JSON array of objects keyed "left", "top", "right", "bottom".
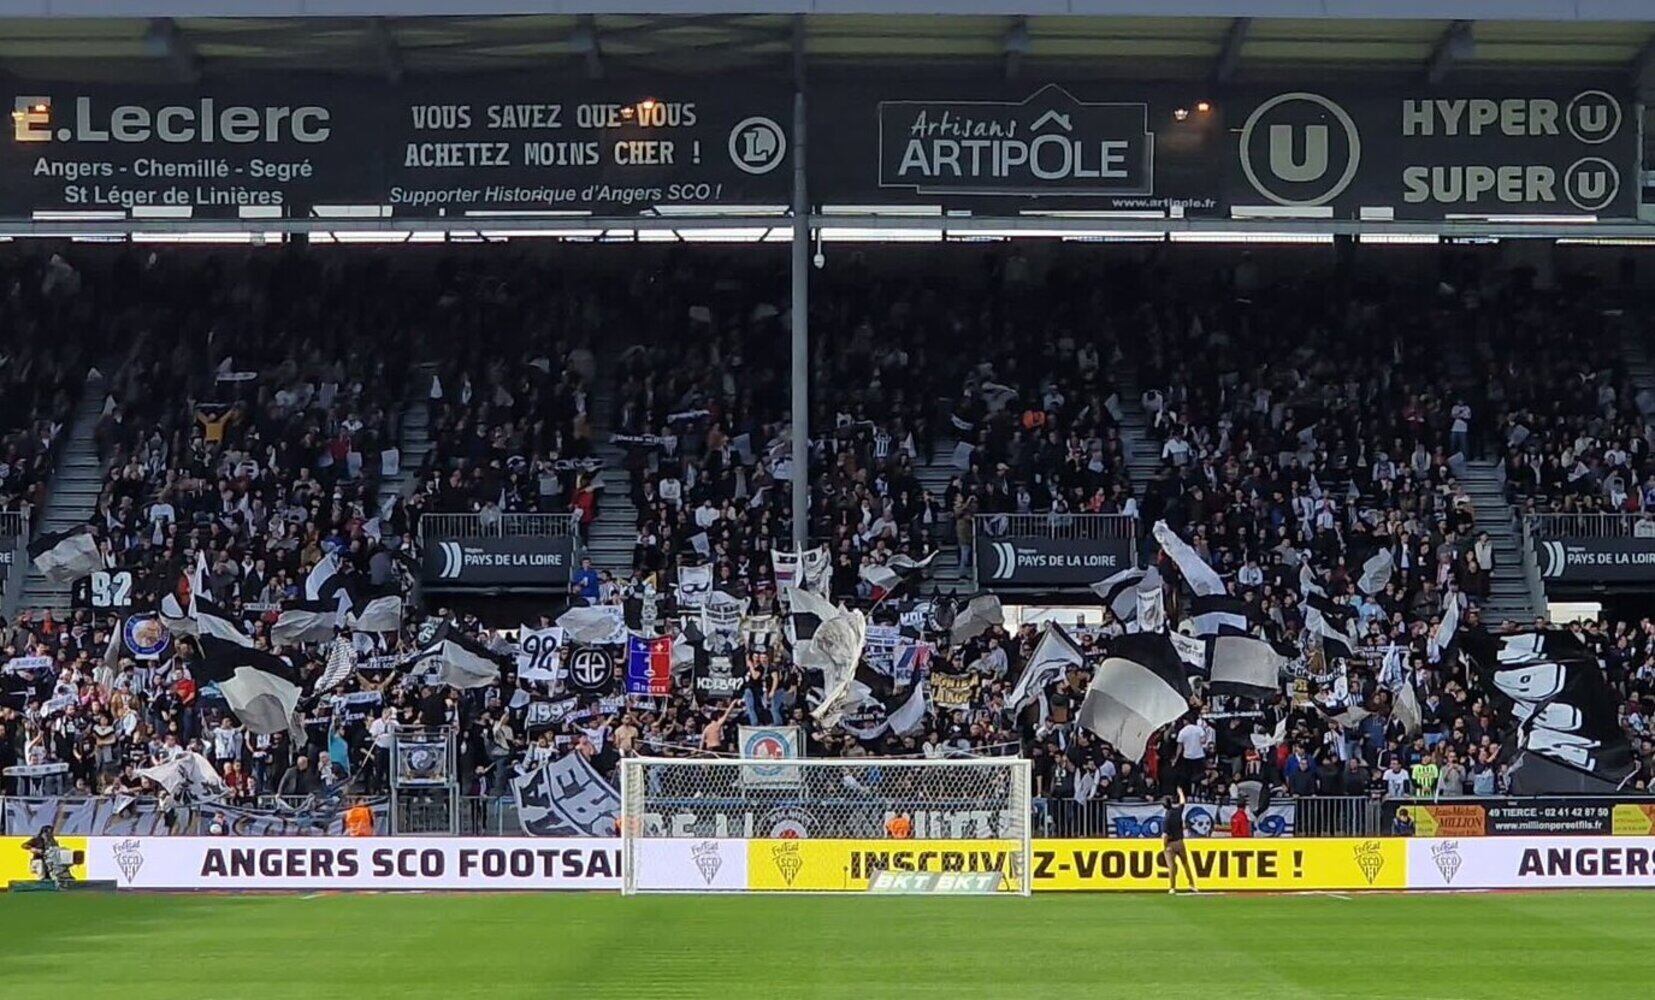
[{"left": 345, "top": 799, "right": 375, "bottom": 837}]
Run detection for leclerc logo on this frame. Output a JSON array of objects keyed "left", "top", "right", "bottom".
[
  {"left": 728, "top": 116, "right": 786, "bottom": 174},
  {"left": 13, "top": 95, "right": 331, "bottom": 144},
  {"left": 1238, "top": 92, "right": 1361, "bottom": 208}
]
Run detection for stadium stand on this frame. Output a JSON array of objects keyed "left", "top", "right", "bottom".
[{"left": 0, "top": 246, "right": 1652, "bottom": 834}]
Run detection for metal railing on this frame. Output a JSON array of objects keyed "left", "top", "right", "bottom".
[
  {"left": 417, "top": 511, "right": 581, "bottom": 543},
  {"left": 0, "top": 510, "right": 29, "bottom": 541},
  {"left": 973, "top": 512, "right": 1138, "bottom": 541},
  {"left": 1525, "top": 512, "right": 1655, "bottom": 540}
]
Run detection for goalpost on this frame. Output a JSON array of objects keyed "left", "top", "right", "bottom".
[{"left": 620, "top": 756, "right": 1033, "bottom": 895}]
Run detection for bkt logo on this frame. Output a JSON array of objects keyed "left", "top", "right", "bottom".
[{"left": 1238, "top": 92, "right": 1361, "bottom": 208}]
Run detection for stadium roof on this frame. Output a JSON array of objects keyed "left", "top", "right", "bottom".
[{"left": 0, "top": 11, "right": 1648, "bottom": 82}]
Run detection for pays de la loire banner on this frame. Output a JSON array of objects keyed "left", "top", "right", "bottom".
[
  {"left": 975, "top": 535, "right": 1132, "bottom": 588},
  {"left": 1535, "top": 534, "right": 1655, "bottom": 584},
  {"left": 422, "top": 535, "right": 574, "bottom": 588},
  {"left": 0, "top": 76, "right": 790, "bottom": 217}
]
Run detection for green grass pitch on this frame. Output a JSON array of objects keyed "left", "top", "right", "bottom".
[{"left": 4, "top": 890, "right": 1648, "bottom": 999}]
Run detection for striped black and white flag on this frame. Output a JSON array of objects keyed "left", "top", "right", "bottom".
[
  {"left": 859, "top": 552, "right": 937, "bottom": 601},
  {"left": 1076, "top": 632, "right": 1192, "bottom": 759},
  {"left": 1007, "top": 623, "right": 1083, "bottom": 712},
  {"left": 1189, "top": 593, "right": 1253, "bottom": 638},
  {"left": 193, "top": 597, "right": 254, "bottom": 648},
  {"left": 1091, "top": 566, "right": 1147, "bottom": 621},
  {"left": 1206, "top": 633, "right": 1288, "bottom": 700},
  {"left": 191, "top": 636, "right": 304, "bottom": 738},
  {"left": 28, "top": 527, "right": 102, "bottom": 584}
]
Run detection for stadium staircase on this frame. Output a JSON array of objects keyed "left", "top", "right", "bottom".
[
  {"left": 913, "top": 437, "right": 966, "bottom": 591},
  {"left": 1111, "top": 369, "right": 1164, "bottom": 499},
  {"left": 1457, "top": 460, "right": 1536, "bottom": 625},
  {"left": 378, "top": 362, "right": 436, "bottom": 509},
  {"left": 1622, "top": 322, "right": 1655, "bottom": 422},
  {"left": 585, "top": 356, "right": 639, "bottom": 575},
  {"left": 13, "top": 369, "right": 110, "bottom": 615},
  {"left": 1443, "top": 339, "right": 1535, "bottom": 625}
]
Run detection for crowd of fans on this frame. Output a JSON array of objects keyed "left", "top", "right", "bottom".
[{"left": 0, "top": 247, "right": 1651, "bottom": 839}]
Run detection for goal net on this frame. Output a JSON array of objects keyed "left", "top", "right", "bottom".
[{"left": 620, "top": 757, "right": 1032, "bottom": 895}]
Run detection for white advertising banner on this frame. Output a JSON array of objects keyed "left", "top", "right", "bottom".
[
  {"left": 1408, "top": 837, "right": 1655, "bottom": 890},
  {"left": 632, "top": 838, "right": 749, "bottom": 892},
  {"left": 86, "top": 837, "right": 621, "bottom": 891}
]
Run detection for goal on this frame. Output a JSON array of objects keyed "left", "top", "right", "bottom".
[{"left": 620, "top": 756, "right": 1032, "bottom": 895}]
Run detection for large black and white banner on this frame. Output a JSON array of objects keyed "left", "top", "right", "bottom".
[
  {"left": 2, "top": 78, "right": 789, "bottom": 216},
  {"left": 1535, "top": 534, "right": 1655, "bottom": 584},
  {"left": 2, "top": 795, "right": 389, "bottom": 837},
  {"left": 422, "top": 535, "right": 574, "bottom": 588},
  {"left": 511, "top": 752, "right": 620, "bottom": 837},
  {"left": 1461, "top": 629, "right": 1637, "bottom": 795},
  {"left": 976, "top": 535, "right": 1133, "bottom": 588}
]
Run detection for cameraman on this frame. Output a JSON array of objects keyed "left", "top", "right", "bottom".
[{"left": 21, "top": 824, "right": 59, "bottom": 881}]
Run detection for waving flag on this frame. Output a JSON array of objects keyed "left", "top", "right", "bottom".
[{"left": 1076, "top": 632, "right": 1192, "bottom": 760}]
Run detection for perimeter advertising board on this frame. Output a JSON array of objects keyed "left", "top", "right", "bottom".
[{"left": 83, "top": 837, "right": 619, "bottom": 890}]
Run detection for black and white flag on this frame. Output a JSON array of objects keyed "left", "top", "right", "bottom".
[
  {"left": 1302, "top": 592, "right": 1357, "bottom": 661},
  {"left": 1206, "top": 633, "right": 1288, "bottom": 701},
  {"left": 402, "top": 622, "right": 508, "bottom": 690},
  {"left": 272, "top": 600, "right": 341, "bottom": 645},
  {"left": 555, "top": 604, "right": 627, "bottom": 646},
  {"left": 516, "top": 626, "right": 565, "bottom": 683},
  {"left": 136, "top": 751, "right": 227, "bottom": 802},
  {"left": 193, "top": 597, "right": 254, "bottom": 648},
  {"left": 191, "top": 636, "right": 304, "bottom": 739},
  {"left": 316, "top": 636, "right": 358, "bottom": 695},
  {"left": 1008, "top": 623, "right": 1083, "bottom": 712},
  {"left": 29, "top": 527, "right": 102, "bottom": 584},
  {"left": 345, "top": 594, "right": 403, "bottom": 634},
  {"left": 512, "top": 752, "right": 620, "bottom": 837},
  {"left": 949, "top": 594, "right": 1004, "bottom": 647},
  {"left": 1075, "top": 632, "right": 1192, "bottom": 759},
  {"left": 1152, "top": 520, "right": 1225, "bottom": 596},
  {"left": 1189, "top": 593, "right": 1253, "bottom": 639},
  {"left": 859, "top": 552, "right": 936, "bottom": 600},
  {"left": 623, "top": 594, "right": 662, "bottom": 637},
  {"left": 1461, "top": 629, "right": 1637, "bottom": 794},
  {"left": 1091, "top": 566, "right": 1148, "bottom": 621},
  {"left": 693, "top": 643, "right": 745, "bottom": 701},
  {"left": 1357, "top": 548, "right": 1395, "bottom": 596}
]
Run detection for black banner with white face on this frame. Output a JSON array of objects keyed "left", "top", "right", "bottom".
[
  {"left": 1230, "top": 87, "right": 1634, "bottom": 218},
  {"left": 1, "top": 76, "right": 789, "bottom": 216},
  {"left": 1535, "top": 535, "right": 1655, "bottom": 584},
  {"left": 975, "top": 535, "right": 1133, "bottom": 589},
  {"left": 422, "top": 535, "right": 574, "bottom": 588}
]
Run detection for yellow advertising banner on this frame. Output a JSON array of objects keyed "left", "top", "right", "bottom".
[
  {"left": 745, "top": 837, "right": 1407, "bottom": 892},
  {"left": 0, "top": 836, "right": 89, "bottom": 887},
  {"left": 1612, "top": 803, "right": 1655, "bottom": 836},
  {"left": 1031, "top": 838, "right": 1406, "bottom": 892},
  {"left": 747, "top": 839, "right": 1022, "bottom": 891}
]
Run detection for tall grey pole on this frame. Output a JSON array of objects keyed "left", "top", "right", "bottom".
[{"left": 789, "top": 87, "right": 809, "bottom": 551}]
